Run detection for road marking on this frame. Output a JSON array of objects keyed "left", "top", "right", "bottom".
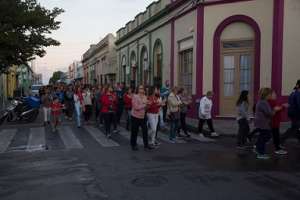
[
  {"left": 27, "top": 127, "right": 46, "bottom": 151},
  {"left": 58, "top": 126, "right": 83, "bottom": 149},
  {"left": 0, "top": 129, "right": 17, "bottom": 153},
  {"left": 118, "top": 127, "right": 144, "bottom": 146},
  {"left": 84, "top": 126, "right": 119, "bottom": 147},
  {"left": 157, "top": 132, "right": 187, "bottom": 143},
  {"left": 190, "top": 133, "right": 216, "bottom": 142}
]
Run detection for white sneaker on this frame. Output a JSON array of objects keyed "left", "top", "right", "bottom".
[
  {"left": 275, "top": 149, "right": 288, "bottom": 155},
  {"left": 199, "top": 133, "right": 206, "bottom": 138},
  {"left": 211, "top": 132, "right": 219, "bottom": 137}
]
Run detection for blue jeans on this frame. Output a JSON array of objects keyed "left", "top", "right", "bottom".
[
  {"left": 74, "top": 103, "right": 81, "bottom": 127},
  {"left": 256, "top": 129, "right": 272, "bottom": 155},
  {"left": 169, "top": 119, "right": 179, "bottom": 140}
]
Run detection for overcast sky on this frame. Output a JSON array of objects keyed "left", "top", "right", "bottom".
[{"left": 35, "top": 0, "right": 154, "bottom": 84}]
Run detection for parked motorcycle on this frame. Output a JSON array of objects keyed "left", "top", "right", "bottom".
[{"left": 0, "top": 96, "right": 40, "bottom": 125}]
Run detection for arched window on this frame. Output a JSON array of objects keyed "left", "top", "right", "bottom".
[
  {"left": 140, "top": 46, "right": 149, "bottom": 86},
  {"left": 153, "top": 39, "right": 163, "bottom": 87},
  {"left": 130, "top": 51, "right": 137, "bottom": 87},
  {"left": 121, "top": 56, "right": 127, "bottom": 84}
]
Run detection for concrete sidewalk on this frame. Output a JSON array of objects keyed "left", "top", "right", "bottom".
[{"left": 186, "top": 117, "right": 291, "bottom": 136}]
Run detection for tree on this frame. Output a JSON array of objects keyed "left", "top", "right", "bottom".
[
  {"left": 0, "top": 0, "right": 64, "bottom": 73},
  {"left": 49, "top": 71, "right": 64, "bottom": 85}
]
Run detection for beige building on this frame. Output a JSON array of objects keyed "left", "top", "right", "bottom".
[
  {"left": 82, "top": 34, "right": 117, "bottom": 85},
  {"left": 116, "top": 0, "right": 300, "bottom": 118}
]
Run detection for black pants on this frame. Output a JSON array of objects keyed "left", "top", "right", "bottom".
[
  {"left": 162, "top": 105, "right": 168, "bottom": 122},
  {"left": 198, "top": 118, "right": 215, "bottom": 134},
  {"left": 256, "top": 129, "right": 272, "bottom": 155},
  {"left": 84, "top": 105, "right": 92, "bottom": 121},
  {"left": 178, "top": 112, "right": 188, "bottom": 135},
  {"left": 65, "top": 101, "right": 74, "bottom": 118},
  {"left": 281, "top": 119, "right": 300, "bottom": 144},
  {"left": 116, "top": 103, "right": 124, "bottom": 124},
  {"left": 103, "top": 112, "right": 114, "bottom": 135},
  {"left": 237, "top": 118, "right": 250, "bottom": 146},
  {"left": 131, "top": 116, "right": 149, "bottom": 148},
  {"left": 272, "top": 128, "right": 281, "bottom": 150}
]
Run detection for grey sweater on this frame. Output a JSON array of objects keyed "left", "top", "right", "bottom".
[
  {"left": 236, "top": 101, "right": 249, "bottom": 121},
  {"left": 254, "top": 100, "right": 273, "bottom": 130}
]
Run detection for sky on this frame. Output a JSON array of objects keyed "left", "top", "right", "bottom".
[{"left": 35, "top": 0, "right": 154, "bottom": 84}]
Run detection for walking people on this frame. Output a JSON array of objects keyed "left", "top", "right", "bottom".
[
  {"left": 254, "top": 88, "right": 281, "bottom": 160},
  {"left": 147, "top": 87, "right": 162, "bottom": 147},
  {"left": 41, "top": 89, "right": 52, "bottom": 126},
  {"left": 130, "top": 85, "right": 153, "bottom": 151},
  {"left": 95, "top": 85, "right": 103, "bottom": 125},
  {"left": 268, "top": 91, "right": 288, "bottom": 155},
  {"left": 281, "top": 80, "right": 300, "bottom": 145},
  {"left": 74, "top": 87, "right": 84, "bottom": 128},
  {"left": 64, "top": 85, "right": 74, "bottom": 121},
  {"left": 198, "top": 91, "right": 219, "bottom": 138},
  {"left": 177, "top": 88, "right": 192, "bottom": 138},
  {"left": 100, "top": 86, "right": 117, "bottom": 138},
  {"left": 83, "top": 86, "right": 93, "bottom": 124},
  {"left": 50, "top": 96, "right": 63, "bottom": 132},
  {"left": 124, "top": 87, "right": 133, "bottom": 131},
  {"left": 167, "top": 87, "right": 182, "bottom": 143},
  {"left": 236, "top": 90, "right": 250, "bottom": 149}
]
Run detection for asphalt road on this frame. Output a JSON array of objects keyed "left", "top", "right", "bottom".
[{"left": 0, "top": 122, "right": 300, "bottom": 200}]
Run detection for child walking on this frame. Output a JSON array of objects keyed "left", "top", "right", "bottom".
[
  {"left": 236, "top": 90, "right": 250, "bottom": 149},
  {"left": 50, "top": 97, "right": 63, "bottom": 132}
]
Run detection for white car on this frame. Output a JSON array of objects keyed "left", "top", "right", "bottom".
[{"left": 31, "top": 85, "right": 43, "bottom": 97}]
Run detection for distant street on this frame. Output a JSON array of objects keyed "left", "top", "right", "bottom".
[{"left": 0, "top": 117, "right": 300, "bottom": 200}]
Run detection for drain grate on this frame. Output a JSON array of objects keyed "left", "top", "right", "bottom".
[{"left": 131, "top": 175, "right": 168, "bottom": 188}]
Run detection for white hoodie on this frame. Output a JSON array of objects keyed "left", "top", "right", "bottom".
[{"left": 198, "top": 96, "right": 213, "bottom": 119}]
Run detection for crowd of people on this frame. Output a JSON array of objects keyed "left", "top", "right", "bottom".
[{"left": 38, "top": 79, "right": 300, "bottom": 159}]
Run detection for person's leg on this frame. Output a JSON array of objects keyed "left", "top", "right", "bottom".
[
  {"left": 169, "top": 119, "right": 176, "bottom": 140},
  {"left": 141, "top": 117, "right": 149, "bottom": 148},
  {"left": 181, "top": 113, "right": 189, "bottom": 135},
  {"left": 43, "top": 107, "right": 47, "bottom": 124},
  {"left": 256, "top": 129, "right": 272, "bottom": 155},
  {"left": 272, "top": 128, "right": 281, "bottom": 151},
  {"left": 198, "top": 119, "right": 204, "bottom": 134},
  {"left": 107, "top": 113, "right": 113, "bottom": 136},
  {"left": 238, "top": 118, "right": 248, "bottom": 146},
  {"left": 47, "top": 108, "right": 51, "bottom": 123},
  {"left": 147, "top": 114, "right": 156, "bottom": 145},
  {"left": 112, "top": 112, "right": 118, "bottom": 131},
  {"left": 163, "top": 105, "right": 167, "bottom": 122},
  {"left": 237, "top": 119, "right": 244, "bottom": 146},
  {"left": 130, "top": 116, "right": 139, "bottom": 149},
  {"left": 159, "top": 109, "right": 165, "bottom": 128},
  {"left": 75, "top": 104, "right": 81, "bottom": 127},
  {"left": 207, "top": 118, "right": 215, "bottom": 133}
]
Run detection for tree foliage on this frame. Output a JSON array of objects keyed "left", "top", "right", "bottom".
[
  {"left": 0, "top": 0, "right": 64, "bottom": 73},
  {"left": 49, "top": 71, "right": 64, "bottom": 85}
]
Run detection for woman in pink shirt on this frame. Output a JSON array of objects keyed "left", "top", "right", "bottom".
[{"left": 131, "top": 85, "right": 154, "bottom": 151}]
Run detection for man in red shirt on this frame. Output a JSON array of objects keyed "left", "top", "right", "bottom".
[{"left": 100, "top": 86, "right": 118, "bottom": 138}]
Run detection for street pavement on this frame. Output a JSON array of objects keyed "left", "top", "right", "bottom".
[{"left": 0, "top": 118, "right": 300, "bottom": 200}]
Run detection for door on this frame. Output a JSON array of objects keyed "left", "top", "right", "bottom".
[{"left": 220, "top": 52, "right": 253, "bottom": 116}]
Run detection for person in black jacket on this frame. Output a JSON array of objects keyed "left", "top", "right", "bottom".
[{"left": 281, "top": 80, "right": 300, "bottom": 145}]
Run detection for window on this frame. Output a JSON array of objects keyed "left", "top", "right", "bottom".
[
  {"left": 223, "top": 55, "right": 235, "bottom": 97},
  {"left": 239, "top": 54, "right": 252, "bottom": 91},
  {"left": 179, "top": 49, "right": 193, "bottom": 95}
]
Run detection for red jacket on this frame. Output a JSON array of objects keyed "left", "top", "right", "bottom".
[
  {"left": 51, "top": 102, "right": 63, "bottom": 116},
  {"left": 124, "top": 93, "right": 132, "bottom": 110},
  {"left": 147, "top": 96, "right": 160, "bottom": 114},
  {"left": 268, "top": 99, "right": 283, "bottom": 128},
  {"left": 100, "top": 93, "right": 117, "bottom": 113}
]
